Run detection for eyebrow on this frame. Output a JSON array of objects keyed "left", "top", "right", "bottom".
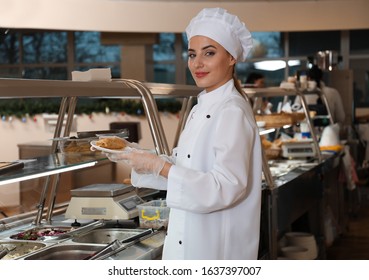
[{"left": 188, "top": 45, "right": 217, "bottom": 52}]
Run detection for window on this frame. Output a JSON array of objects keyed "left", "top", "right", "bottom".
[
  {"left": 289, "top": 31, "right": 340, "bottom": 57},
  {"left": 153, "top": 33, "right": 176, "bottom": 83},
  {"left": 350, "top": 30, "right": 369, "bottom": 55}
]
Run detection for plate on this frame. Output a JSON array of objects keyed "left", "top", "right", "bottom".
[{"left": 90, "top": 140, "right": 133, "bottom": 154}]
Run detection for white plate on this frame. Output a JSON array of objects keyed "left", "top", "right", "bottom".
[{"left": 90, "top": 140, "right": 133, "bottom": 154}]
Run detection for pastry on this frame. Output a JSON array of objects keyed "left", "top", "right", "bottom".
[{"left": 95, "top": 137, "right": 126, "bottom": 150}]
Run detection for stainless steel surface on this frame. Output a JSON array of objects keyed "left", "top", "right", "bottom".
[
  {"left": 72, "top": 228, "right": 148, "bottom": 244},
  {"left": 87, "top": 239, "right": 122, "bottom": 260},
  {"left": 125, "top": 79, "right": 170, "bottom": 155},
  {"left": 96, "top": 228, "right": 163, "bottom": 260},
  {"left": 24, "top": 244, "right": 104, "bottom": 260},
  {"left": 70, "top": 183, "right": 134, "bottom": 197}
]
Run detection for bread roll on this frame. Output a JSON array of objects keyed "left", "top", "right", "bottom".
[
  {"left": 96, "top": 137, "right": 126, "bottom": 150},
  {"left": 261, "top": 136, "right": 272, "bottom": 149}
]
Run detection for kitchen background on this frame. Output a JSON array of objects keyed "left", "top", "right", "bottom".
[{"left": 1, "top": 0, "right": 369, "bottom": 208}]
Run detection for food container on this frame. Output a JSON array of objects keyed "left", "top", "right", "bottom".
[
  {"left": 137, "top": 200, "right": 170, "bottom": 229},
  {"left": 281, "top": 246, "right": 309, "bottom": 260},
  {"left": 9, "top": 226, "right": 73, "bottom": 241},
  {"left": 285, "top": 232, "right": 318, "bottom": 260},
  {"left": 57, "top": 137, "right": 98, "bottom": 155},
  {"left": 0, "top": 241, "right": 46, "bottom": 260}
]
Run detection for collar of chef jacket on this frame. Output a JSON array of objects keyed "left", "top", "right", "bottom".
[{"left": 197, "top": 79, "right": 235, "bottom": 110}]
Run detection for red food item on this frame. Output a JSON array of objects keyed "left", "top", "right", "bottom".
[{"left": 10, "top": 228, "right": 68, "bottom": 240}]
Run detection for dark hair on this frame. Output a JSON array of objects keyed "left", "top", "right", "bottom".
[
  {"left": 307, "top": 65, "right": 323, "bottom": 88},
  {"left": 246, "top": 72, "right": 264, "bottom": 84}
]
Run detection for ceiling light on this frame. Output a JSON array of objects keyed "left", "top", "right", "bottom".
[{"left": 254, "top": 60, "right": 286, "bottom": 71}]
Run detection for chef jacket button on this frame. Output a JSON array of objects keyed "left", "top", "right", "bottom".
[
  {"left": 206, "top": 115, "right": 211, "bottom": 118},
  {"left": 187, "top": 154, "right": 190, "bottom": 158},
  {"left": 175, "top": 153, "right": 177, "bottom": 156},
  {"left": 179, "top": 240, "right": 182, "bottom": 245}
]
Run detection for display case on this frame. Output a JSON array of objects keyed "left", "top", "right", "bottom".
[
  {"left": 0, "top": 78, "right": 199, "bottom": 260},
  {"left": 0, "top": 78, "right": 342, "bottom": 260},
  {"left": 245, "top": 86, "right": 341, "bottom": 259}
]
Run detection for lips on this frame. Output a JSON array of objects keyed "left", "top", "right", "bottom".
[{"left": 195, "top": 72, "right": 209, "bottom": 78}]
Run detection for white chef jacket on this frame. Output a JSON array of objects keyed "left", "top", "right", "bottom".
[{"left": 132, "top": 79, "right": 262, "bottom": 260}]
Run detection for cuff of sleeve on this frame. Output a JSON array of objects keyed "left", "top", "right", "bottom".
[{"left": 166, "top": 165, "right": 187, "bottom": 207}]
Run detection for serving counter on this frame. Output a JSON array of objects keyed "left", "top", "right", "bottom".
[{"left": 0, "top": 78, "right": 345, "bottom": 260}]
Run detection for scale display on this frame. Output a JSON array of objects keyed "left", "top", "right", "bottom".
[
  {"left": 282, "top": 141, "right": 316, "bottom": 158},
  {"left": 65, "top": 184, "right": 144, "bottom": 220}
]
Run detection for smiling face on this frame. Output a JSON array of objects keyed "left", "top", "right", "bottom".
[{"left": 188, "top": 36, "right": 236, "bottom": 92}]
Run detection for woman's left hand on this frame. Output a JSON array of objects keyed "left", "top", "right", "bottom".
[{"left": 106, "top": 149, "right": 166, "bottom": 177}]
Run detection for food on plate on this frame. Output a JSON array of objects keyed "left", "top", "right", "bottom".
[{"left": 95, "top": 137, "right": 126, "bottom": 150}]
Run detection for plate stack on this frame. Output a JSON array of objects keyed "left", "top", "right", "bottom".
[{"left": 283, "top": 232, "right": 318, "bottom": 260}]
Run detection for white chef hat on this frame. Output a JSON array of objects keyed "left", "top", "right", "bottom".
[{"left": 185, "top": 7, "right": 253, "bottom": 62}]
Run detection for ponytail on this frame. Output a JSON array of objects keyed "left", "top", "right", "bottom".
[{"left": 233, "top": 72, "right": 251, "bottom": 104}]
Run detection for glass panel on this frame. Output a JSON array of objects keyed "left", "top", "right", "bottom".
[
  {"left": 237, "top": 62, "right": 285, "bottom": 87},
  {"left": 0, "top": 67, "right": 21, "bottom": 78},
  {"left": 350, "top": 29, "right": 369, "bottom": 55},
  {"left": 182, "top": 32, "right": 188, "bottom": 56},
  {"left": 351, "top": 59, "right": 369, "bottom": 108},
  {"left": 288, "top": 59, "right": 307, "bottom": 77},
  {"left": 250, "top": 32, "right": 284, "bottom": 58},
  {"left": 74, "top": 31, "right": 120, "bottom": 63},
  {"left": 154, "top": 63, "right": 175, "bottom": 83},
  {"left": 289, "top": 31, "right": 340, "bottom": 56},
  {"left": 0, "top": 31, "right": 19, "bottom": 64},
  {"left": 153, "top": 33, "right": 176, "bottom": 61},
  {"left": 0, "top": 154, "right": 105, "bottom": 185},
  {"left": 22, "top": 32, "right": 67, "bottom": 63},
  {"left": 185, "top": 67, "right": 196, "bottom": 86},
  {"left": 23, "top": 67, "right": 68, "bottom": 80}
]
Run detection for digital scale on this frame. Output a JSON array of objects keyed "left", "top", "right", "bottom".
[
  {"left": 281, "top": 140, "right": 316, "bottom": 158},
  {"left": 65, "top": 184, "right": 144, "bottom": 220}
]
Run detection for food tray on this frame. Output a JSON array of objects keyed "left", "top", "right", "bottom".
[
  {"left": 0, "top": 241, "right": 46, "bottom": 260},
  {"left": 9, "top": 227, "right": 73, "bottom": 241},
  {"left": 255, "top": 112, "right": 306, "bottom": 128},
  {"left": 137, "top": 200, "right": 170, "bottom": 229},
  {"left": 57, "top": 137, "right": 99, "bottom": 155}
]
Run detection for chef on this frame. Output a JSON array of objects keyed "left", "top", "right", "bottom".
[{"left": 105, "top": 7, "right": 262, "bottom": 260}]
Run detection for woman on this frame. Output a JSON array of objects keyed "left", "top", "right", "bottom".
[{"left": 106, "top": 7, "right": 262, "bottom": 260}]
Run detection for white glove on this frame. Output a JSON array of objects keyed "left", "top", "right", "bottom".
[
  {"left": 107, "top": 149, "right": 166, "bottom": 177},
  {"left": 120, "top": 138, "right": 140, "bottom": 149}
]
